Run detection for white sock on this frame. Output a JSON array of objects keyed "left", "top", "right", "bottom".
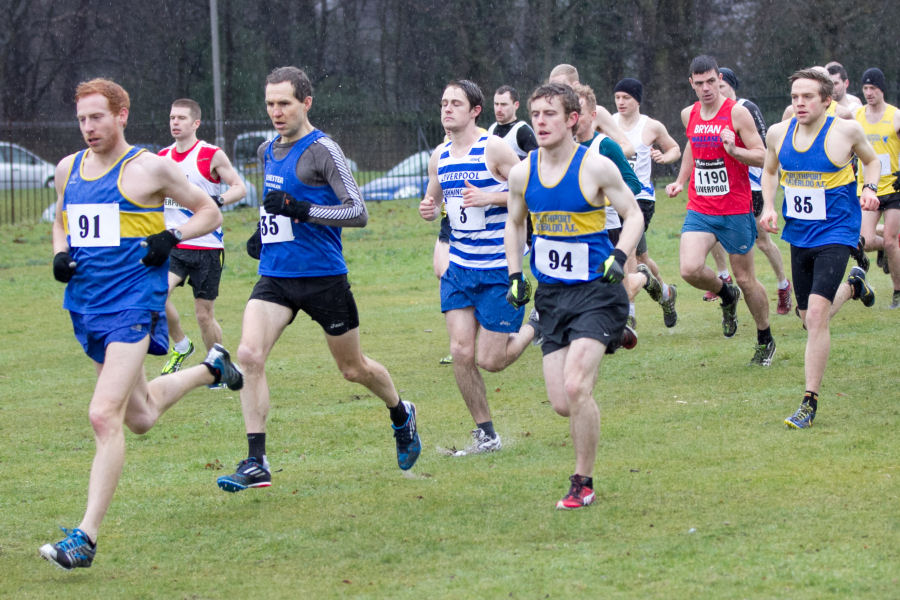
[
  {"left": 778, "top": 279, "right": 790, "bottom": 290},
  {"left": 173, "top": 337, "right": 191, "bottom": 353},
  {"left": 718, "top": 270, "right": 730, "bottom": 280},
  {"left": 628, "top": 303, "right": 635, "bottom": 317},
  {"left": 661, "top": 284, "right": 670, "bottom": 301}
]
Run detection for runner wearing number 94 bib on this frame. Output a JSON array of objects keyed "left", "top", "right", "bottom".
[
  {"left": 504, "top": 83, "right": 644, "bottom": 509},
  {"left": 759, "top": 67, "right": 881, "bottom": 430}
]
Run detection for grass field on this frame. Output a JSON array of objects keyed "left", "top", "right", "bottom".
[{"left": 0, "top": 193, "right": 897, "bottom": 599}]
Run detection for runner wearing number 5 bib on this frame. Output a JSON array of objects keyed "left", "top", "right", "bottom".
[
  {"left": 505, "top": 83, "right": 644, "bottom": 509},
  {"left": 666, "top": 55, "right": 775, "bottom": 367},
  {"left": 759, "top": 68, "right": 881, "bottom": 430}
]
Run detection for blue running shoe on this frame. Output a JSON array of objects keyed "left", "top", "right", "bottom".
[
  {"left": 39, "top": 527, "right": 96, "bottom": 570},
  {"left": 785, "top": 402, "right": 816, "bottom": 429},
  {"left": 392, "top": 401, "right": 421, "bottom": 470},
  {"left": 217, "top": 458, "right": 271, "bottom": 492},
  {"left": 203, "top": 344, "right": 244, "bottom": 390}
]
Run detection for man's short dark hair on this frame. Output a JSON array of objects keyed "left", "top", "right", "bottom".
[
  {"left": 266, "top": 66, "right": 313, "bottom": 102},
  {"left": 495, "top": 85, "right": 519, "bottom": 103},
  {"left": 690, "top": 55, "right": 719, "bottom": 77},
  {"left": 790, "top": 68, "right": 834, "bottom": 102},
  {"left": 447, "top": 79, "right": 484, "bottom": 113},
  {"left": 528, "top": 83, "right": 581, "bottom": 133},
  {"left": 172, "top": 98, "right": 201, "bottom": 121},
  {"left": 826, "top": 64, "right": 849, "bottom": 82}
]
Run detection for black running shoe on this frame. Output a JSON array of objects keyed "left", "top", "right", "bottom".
[
  {"left": 217, "top": 458, "right": 271, "bottom": 492},
  {"left": 849, "top": 236, "right": 869, "bottom": 272},
  {"left": 847, "top": 266, "right": 875, "bottom": 307}
]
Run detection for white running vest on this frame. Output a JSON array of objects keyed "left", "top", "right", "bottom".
[
  {"left": 161, "top": 140, "right": 224, "bottom": 249},
  {"left": 437, "top": 135, "right": 510, "bottom": 269},
  {"left": 612, "top": 113, "right": 656, "bottom": 201},
  {"left": 487, "top": 120, "right": 530, "bottom": 159}
]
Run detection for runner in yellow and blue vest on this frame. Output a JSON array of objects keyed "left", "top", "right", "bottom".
[
  {"left": 760, "top": 68, "right": 881, "bottom": 429},
  {"left": 505, "top": 83, "right": 643, "bottom": 510},
  {"left": 41, "top": 78, "right": 236, "bottom": 571},
  {"left": 855, "top": 67, "right": 900, "bottom": 306}
]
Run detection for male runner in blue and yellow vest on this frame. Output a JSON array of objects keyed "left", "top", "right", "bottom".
[
  {"left": 505, "top": 83, "right": 643, "bottom": 509},
  {"left": 760, "top": 68, "right": 881, "bottom": 429},
  {"left": 41, "top": 78, "right": 238, "bottom": 571}
]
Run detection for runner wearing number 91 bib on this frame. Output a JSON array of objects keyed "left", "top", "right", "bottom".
[{"left": 760, "top": 67, "right": 881, "bottom": 430}]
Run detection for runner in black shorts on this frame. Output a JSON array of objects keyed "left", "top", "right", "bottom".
[
  {"left": 169, "top": 248, "right": 224, "bottom": 301},
  {"left": 249, "top": 274, "right": 358, "bottom": 335},
  {"left": 216, "top": 67, "right": 420, "bottom": 495}
]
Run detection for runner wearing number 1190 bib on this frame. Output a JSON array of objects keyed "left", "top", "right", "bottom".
[{"left": 665, "top": 55, "right": 774, "bottom": 367}]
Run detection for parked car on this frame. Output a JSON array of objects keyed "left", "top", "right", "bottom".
[
  {"left": 359, "top": 151, "right": 430, "bottom": 201},
  {"left": 0, "top": 141, "right": 55, "bottom": 189}
]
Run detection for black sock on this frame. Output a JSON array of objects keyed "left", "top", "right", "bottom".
[
  {"left": 804, "top": 391, "right": 818, "bottom": 412},
  {"left": 757, "top": 327, "right": 772, "bottom": 345},
  {"left": 577, "top": 474, "right": 594, "bottom": 490},
  {"left": 477, "top": 420, "right": 496, "bottom": 438},
  {"left": 247, "top": 433, "right": 266, "bottom": 462},
  {"left": 389, "top": 399, "right": 409, "bottom": 427},
  {"left": 717, "top": 281, "right": 735, "bottom": 304}
]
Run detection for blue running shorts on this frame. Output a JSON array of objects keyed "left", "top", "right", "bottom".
[
  {"left": 440, "top": 262, "right": 524, "bottom": 333},
  {"left": 70, "top": 309, "right": 169, "bottom": 363}
]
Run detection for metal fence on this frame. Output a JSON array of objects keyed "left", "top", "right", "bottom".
[{"left": 0, "top": 116, "right": 443, "bottom": 226}]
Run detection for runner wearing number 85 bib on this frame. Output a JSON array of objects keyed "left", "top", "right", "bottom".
[
  {"left": 760, "top": 68, "right": 881, "bottom": 430},
  {"left": 666, "top": 55, "right": 774, "bottom": 366}
]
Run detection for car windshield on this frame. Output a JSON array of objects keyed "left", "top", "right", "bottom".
[{"left": 384, "top": 152, "right": 427, "bottom": 177}]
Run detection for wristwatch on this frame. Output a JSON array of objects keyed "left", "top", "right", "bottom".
[
  {"left": 863, "top": 183, "right": 878, "bottom": 194},
  {"left": 168, "top": 228, "right": 183, "bottom": 241}
]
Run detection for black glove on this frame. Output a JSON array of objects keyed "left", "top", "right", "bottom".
[
  {"left": 247, "top": 226, "right": 261, "bottom": 260},
  {"left": 264, "top": 190, "right": 311, "bottom": 222},
  {"left": 53, "top": 252, "right": 77, "bottom": 283},
  {"left": 212, "top": 194, "right": 225, "bottom": 208},
  {"left": 140, "top": 230, "right": 179, "bottom": 267},
  {"left": 506, "top": 272, "right": 532, "bottom": 308},
  {"left": 600, "top": 249, "right": 628, "bottom": 284},
  {"left": 892, "top": 171, "right": 900, "bottom": 193}
]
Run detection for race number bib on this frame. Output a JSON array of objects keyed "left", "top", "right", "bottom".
[
  {"left": 258, "top": 207, "right": 294, "bottom": 244},
  {"left": 67, "top": 203, "right": 120, "bottom": 247},
  {"left": 783, "top": 186, "right": 826, "bottom": 220},
  {"left": 445, "top": 195, "right": 486, "bottom": 231},
  {"left": 694, "top": 158, "right": 730, "bottom": 196},
  {"left": 877, "top": 153, "right": 892, "bottom": 176},
  {"left": 533, "top": 237, "right": 589, "bottom": 281},
  {"left": 164, "top": 197, "right": 180, "bottom": 209},
  {"left": 627, "top": 157, "right": 637, "bottom": 172}
]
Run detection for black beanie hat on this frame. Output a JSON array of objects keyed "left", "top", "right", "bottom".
[
  {"left": 613, "top": 78, "right": 643, "bottom": 104},
  {"left": 861, "top": 68, "right": 886, "bottom": 93},
  {"left": 719, "top": 67, "right": 739, "bottom": 92}
]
